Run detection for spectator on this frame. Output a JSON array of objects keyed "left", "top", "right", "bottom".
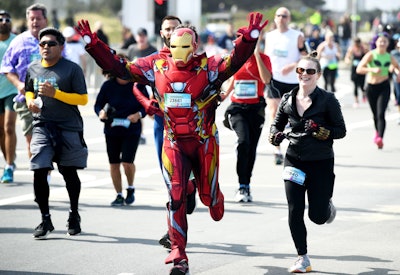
[
  {"left": 217, "top": 22, "right": 235, "bottom": 52},
  {"left": 264, "top": 6, "right": 306, "bottom": 165},
  {"left": 94, "top": 54, "right": 146, "bottom": 207},
  {"left": 120, "top": 26, "right": 136, "bottom": 50},
  {"left": 51, "top": 9, "right": 59, "bottom": 29},
  {"left": 1, "top": 3, "right": 49, "bottom": 160},
  {"left": 306, "top": 26, "right": 323, "bottom": 51},
  {"left": 93, "top": 21, "right": 109, "bottom": 45},
  {"left": 26, "top": 27, "right": 88, "bottom": 239},
  {"left": 0, "top": 10, "right": 18, "bottom": 183},
  {"left": 203, "top": 33, "right": 225, "bottom": 56},
  {"left": 337, "top": 15, "right": 352, "bottom": 59},
  {"left": 269, "top": 51, "right": 346, "bottom": 273},
  {"left": 127, "top": 27, "right": 157, "bottom": 61}
]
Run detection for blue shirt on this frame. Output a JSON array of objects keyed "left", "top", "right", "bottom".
[{"left": 0, "top": 33, "right": 17, "bottom": 98}]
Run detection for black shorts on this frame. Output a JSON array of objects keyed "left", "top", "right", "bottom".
[
  {"left": 266, "top": 79, "right": 298, "bottom": 99},
  {"left": 106, "top": 134, "right": 140, "bottom": 164}
]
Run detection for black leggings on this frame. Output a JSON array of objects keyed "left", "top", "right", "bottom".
[
  {"left": 323, "top": 68, "right": 337, "bottom": 92},
  {"left": 230, "top": 107, "right": 265, "bottom": 185},
  {"left": 284, "top": 155, "right": 335, "bottom": 255},
  {"left": 366, "top": 80, "right": 391, "bottom": 138},
  {"left": 34, "top": 166, "right": 81, "bottom": 216}
]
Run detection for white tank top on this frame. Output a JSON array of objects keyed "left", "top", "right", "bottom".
[
  {"left": 319, "top": 43, "right": 339, "bottom": 69},
  {"left": 265, "top": 28, "right": 303, "bottom": 84}
]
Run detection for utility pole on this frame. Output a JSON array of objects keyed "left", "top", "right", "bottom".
[{"left": 351, "top": 0, "right": 358, "bottom": 38}]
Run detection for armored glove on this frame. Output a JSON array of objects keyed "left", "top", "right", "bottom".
[
  {"left": 304, "top": 119, "right": 331, "bottom": 140},
  {"left": 269, "top": 132, "right": 285, "bottom": 146},
  {"left": 75, "top": 20, "right": 99, "bottom": 46},
  {"left": 236, "top": 12, "right": 269, "bottom": 41},
  {"left": 132, "top": 84, "right": 163, "bottom": 117}
]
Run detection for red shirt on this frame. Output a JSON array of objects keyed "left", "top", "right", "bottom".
[{"left": 230, "top": 53, "right": 272, "bottom": 104}]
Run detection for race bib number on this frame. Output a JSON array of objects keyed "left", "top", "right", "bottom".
[
  {"left": 282, "top": 166, "right": 306, "bottom": 186},
  {"left": 233, "top": 80, "right": 257, "bottom": 99},
  {"left": 164, "top": 93, "right": 191, "bottom": 108},
  {"left": 111, "top": 118, "right": 130, "bottom": 128}
]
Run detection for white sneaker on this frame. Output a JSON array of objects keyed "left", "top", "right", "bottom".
[
  {"left": 234, "top": 188, "right": 252, "bottom": 202},
  {"left": 288, "top": 254, "right": 312, "bottom": 273},
  {"left": 326, "top": 199, "right": 336, "bottom": 224}
]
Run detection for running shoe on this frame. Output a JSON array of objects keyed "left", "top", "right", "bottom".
[
  {"left": 1, "top": 168, "right": 13, "bottom": 183},
  {"left": 326, "top": 199, "right": 336, "bottom": 224},
  {"left": 234, "top": 187, "right": 252, "bottom": 202},
  {"left": 67, "top": 212, "right": 81, "bottom": 236},
  {"left": 288, "top": 254, "right": 312, "bottom": 273},
  {"left": 159, "top": 232, "right": 171, "bottom": 249},
  {"left": 125, "top": 188, "right": 135, "bottom": 205},
  {"left": 375, "top": 137, "right": 383, "bottom": 149},
  {"left": 170, "top": 259, "right": 189, "bottom": 275},
  {"left": 274, "top": 153, "right": 283, "bottom": 165},
  {"left": 111, "top": 194, "right": 124, "bottom": 206},
  {"left": 33, "top": 217, "right": 54, "bottom": 239}
]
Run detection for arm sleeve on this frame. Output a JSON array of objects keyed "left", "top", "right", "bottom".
[{"left": 54, "top": 89, "right": 88, "bottom": 106}]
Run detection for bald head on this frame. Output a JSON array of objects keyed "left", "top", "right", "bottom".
[{"left": 274, "top": 7, "right": 291, "bottom": 31}]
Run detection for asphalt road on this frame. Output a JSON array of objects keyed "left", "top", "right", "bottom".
[{"left": 0, "top": 66, "right": 399, "bottom": 275}]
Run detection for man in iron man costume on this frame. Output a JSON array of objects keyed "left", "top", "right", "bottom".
[{"left": 76, "top": 13, "right": 268, "bottom": 275}]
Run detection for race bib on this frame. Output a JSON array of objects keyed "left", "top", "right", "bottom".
[
  {"left": 282, "top": 166, "right": 306, "bottom": 186},
  {"left": 273, "top": 48, "right": 288, "bottom": 58},
  {"left": 111, "top": 118, "right": 130, "bottom": 128},
  {"left": 233, "top": 80, "right": 257, "bottom": 99},
  {"left": 352, "top": 59, "right": 360, "bottom": 66},
  {"left": 164, "top": 93, "right": 191, "bottom": 108}
]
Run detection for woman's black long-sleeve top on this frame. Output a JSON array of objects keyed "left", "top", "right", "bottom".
[{"left": 270, "top": 86, "right": 346, "bottom": 161}]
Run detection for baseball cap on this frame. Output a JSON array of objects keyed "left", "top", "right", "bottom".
[
  {"left": 0, "top": 10, "right": 11, "bottom": 17},
  {"left": 39, "top": 27, "right": 66, "bottom": 45},
  {"left": 137, "top": 27, "right": 147, "bottom": 36}
]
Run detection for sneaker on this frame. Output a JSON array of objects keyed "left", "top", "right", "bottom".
[
  {"left": 326, "top": 199, "right": 336, "bottom": 224},
  {"left": 159, "top": 232, "right": 171, "bottom": 249},
  {"left": 33, "top": 217, "right": 54, "bottom": 239},
  {"left": 125, "top": 188, "right": 135, "bottom": 205},
  {"left": 234, "top": 187, "right": 252, "bottom": 202},
  {"left": 186, "top": 179, "right": 196, "bottom": 214},
  {"left": 288, "top": 254, "right": 312, "bottom": 273},
  {"left": 1, "top": 168, "right": 13, "bottom": 183},
  {"left": 170, "top": 259, "right": 189, "bottom": 275},
  {"left": 375, "top": 137, "right": 383, "bottom": 149},
  {"left": 67, "top": 212, "right": 81, "bottom": 236},
  {"left": 274, "top": 153, "right": 283, "bottom": 165},
  {"left": 111, "top": 194, "right": 124, "bottom": 206}
]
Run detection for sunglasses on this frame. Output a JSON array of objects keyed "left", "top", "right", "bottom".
[
  {"left": 39, "top": 41, "right": 58, "bottom": 47},
  {"left": 296, "top": 67, "right": 318, "bottom": 75},
  {"left": 276, "top": 14, "right": 288, "bottom": 18},
  {"left": 0, "top": 18, "right": 11, "bottom": 23}
]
